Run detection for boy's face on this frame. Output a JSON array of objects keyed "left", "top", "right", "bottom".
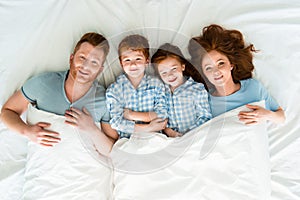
[
  {"left": 69, "top": 42, "right": 105, "bottom": 84},
  {"left": 120, "top": 50, "right": 148, "bottom": 79}
]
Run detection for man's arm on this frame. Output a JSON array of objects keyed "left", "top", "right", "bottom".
[
  {"left": 1, "top": 90, "right": 60, "bottom": 146},
  {"left": 65, "top": 107, "right": 116, "bottom": 156}
]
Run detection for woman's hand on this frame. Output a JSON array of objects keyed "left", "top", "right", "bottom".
[{"left": 238, "top": 104, "right": 271, "bottom": 125}]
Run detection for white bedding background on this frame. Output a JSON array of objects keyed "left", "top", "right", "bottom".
[{"left": 1, "top": 0, "right": 300, "bottom": 199}]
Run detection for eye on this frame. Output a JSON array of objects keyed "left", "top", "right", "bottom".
[
  {"left": 91, "top": 60, "right": 99, "bottom": 65},
  {"left": 79, "top": 55, "right": 86, "bottom": 60},
  {"left": 171, "top": 67, "right": 177, "bottom": 71},
  {"left": 204, "top": 65, "right": 212, "bottom": 71},
  {"left": 218, "top": 61, "right": 225, "bottom": 67},
  {"left": 160, "top": 71, "right": 167, "bottom": 76},
  {"left": 123, "top": 58, "right": 131, "bottom": 63}
]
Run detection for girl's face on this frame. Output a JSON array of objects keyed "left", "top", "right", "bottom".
[
  {"left": 157, "top": 57, "right": 185, "bottom": 91},
  {"left": 201, "top": 50, "right": 234, "bottom": 87}
]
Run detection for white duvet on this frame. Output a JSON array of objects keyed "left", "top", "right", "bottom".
[
  {"left": 18, "top": 102, "right": 270, "bottom": 200},
  {"left": 24, "top": 104, "right": 113, "bottom": 200},
  {"left": 111, "top": 101, "right": 270, "bottom": 200}
]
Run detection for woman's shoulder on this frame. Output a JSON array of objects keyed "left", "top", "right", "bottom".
[{"left": 241, "top": 78, "right": 262, "bottom": 89}]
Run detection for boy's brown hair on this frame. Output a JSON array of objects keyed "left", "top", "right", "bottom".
[{"left": 118, "top": 34, "right": 150, "bottom": 61}]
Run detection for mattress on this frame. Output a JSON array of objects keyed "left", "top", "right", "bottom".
[{"left": 1, "top": 0, "right": 300, "bottom": 199}]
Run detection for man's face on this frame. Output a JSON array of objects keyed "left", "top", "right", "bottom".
[{"left": 69, "top": 42, "right": 106, "bottom": 85}]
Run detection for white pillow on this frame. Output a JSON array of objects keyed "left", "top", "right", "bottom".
[
  {"left": 23, "top": 104, "right": 113, "bottom": 200},
  {"left": 111, "top": 101, "right": 271, "bottom": 200}
]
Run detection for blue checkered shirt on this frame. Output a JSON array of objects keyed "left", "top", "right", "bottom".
[
  {"left": 106, "top": 73, "right": 167, "bottom": 138},
  {"left": 165, "top": 77, "right": 212, "bottom": 134}
]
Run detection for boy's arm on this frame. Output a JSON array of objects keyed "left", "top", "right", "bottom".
[
  {"left": 106, "top": 87, "right": 135, "bottom": 134},
  {"left": 123, "top": 109, "right": 157, "bottom": 122},
  {"left": 101, "top": 122, "right": 119, "bottom": 142},
  {"left": 134, "top": 118, "right": 167, "bottom": 133}
]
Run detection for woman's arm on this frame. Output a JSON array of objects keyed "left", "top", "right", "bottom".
[{"left": 238, "top": 104, "right": 285, "bottom": 125}]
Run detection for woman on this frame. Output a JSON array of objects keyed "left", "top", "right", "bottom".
[{"left": 188, "top": 24, "right": 285, "bottom": 125}]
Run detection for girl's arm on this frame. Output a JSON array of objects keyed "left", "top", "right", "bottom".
[{"left": 163, "top": 127, "right": 182, "bottom": 138}]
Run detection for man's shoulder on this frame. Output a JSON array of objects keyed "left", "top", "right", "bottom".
[
  {"left": 29, "top": 70, "right": 66, "bottom": 82},
  {"left": 23, "top": 70, "right": 66, "bottom": 89}
]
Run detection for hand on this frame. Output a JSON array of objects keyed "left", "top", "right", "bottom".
[
  {"left": 123, "top": 108, "right": 132, "bottom": 120},
  {"left": 147, "top": 118, "right": 167, "bottom": 132},
  {"left": 25, "top": 122, "right": 60, "bottom": 147},
  {"left": 164, "top": 127, "right": 183, "bottom": 138},
  {"left": 65, "top": 107, "right": 97, "bottom": 132},
  {"left": 238, "top": 104, "right": 271, "bottom": 125}
]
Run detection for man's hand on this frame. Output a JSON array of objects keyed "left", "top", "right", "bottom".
[
  {"left": 25, "top": 122, "right": 60, "bottom": 147},
  {"left": 65, "top": 107, "right": 97, "bottom": 132}
]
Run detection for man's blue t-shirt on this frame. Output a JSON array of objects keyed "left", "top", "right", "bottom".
[
  {"left": 209, "top": 78, "right": 279, "bottom": 117},
  {"left": 21, "top": 70, "right": 109, "bottom": 122}
]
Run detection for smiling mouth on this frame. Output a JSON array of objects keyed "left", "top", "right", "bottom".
[
  {"left": 78, "top": 70, "right": 88, "bottom": 75},
  {"left": 168, "top": 78, "right": 177, "bottom": 83},
  {"left": 214, "top": 75, "right": 223, "bottom": 80}
]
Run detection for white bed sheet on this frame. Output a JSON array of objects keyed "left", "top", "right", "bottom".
[{"left": 1, "top": 0, "right": 300, "bottom": 199}]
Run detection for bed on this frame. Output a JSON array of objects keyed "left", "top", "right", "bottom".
[{"left": 1, "top": 0, "right": 300, "bottom": 199}]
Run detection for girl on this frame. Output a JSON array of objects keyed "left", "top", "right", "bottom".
[{"left": 151, "top": 43, "right": 212, "bottom": 137}]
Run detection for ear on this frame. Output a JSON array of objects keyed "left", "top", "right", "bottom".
[
  {"left": 182, "top": 64, "right": 185, "bottom": 71},
  {"left": 145, "top": 58, "right": 150, "bottom": 67},
  {"left": 69, "top": 54, "right": 74, "bottom": 64},
  {"left": 230, "top": 65, "right": 233, "bottom": 70}
]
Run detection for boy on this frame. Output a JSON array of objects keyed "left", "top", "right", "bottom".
[{"left": 106, "top": 34, "right": 167, "bottom": 138}]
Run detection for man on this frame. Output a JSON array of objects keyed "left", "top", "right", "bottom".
[{"left": 1, "top": 32, "right": 118, "bottom": 156}]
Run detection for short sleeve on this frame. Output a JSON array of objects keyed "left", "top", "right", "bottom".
[{"left": 259, "top": 82, "right": 280, "bottom": 111}]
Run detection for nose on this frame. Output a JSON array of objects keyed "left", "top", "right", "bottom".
[
  {"left": 130, "top": 60, "right": 138, "bottom": 66},
  {"left": 212, "top": 67, "right": 220, "bottom": 75},
  {"left": 167, "top": 71, "right": 175, "bottom": 78}
]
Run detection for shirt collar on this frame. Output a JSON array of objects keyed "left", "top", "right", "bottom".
[{"left": 166, "top": 76, "right": 192, "bottom": 94}]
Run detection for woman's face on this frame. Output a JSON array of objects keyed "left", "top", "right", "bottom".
[
  {"left": 201, "top": 50, "right": 233, "bottom": 87},
  {"left": 157, "top": 57, "right": 185, "bottom": 91}
]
